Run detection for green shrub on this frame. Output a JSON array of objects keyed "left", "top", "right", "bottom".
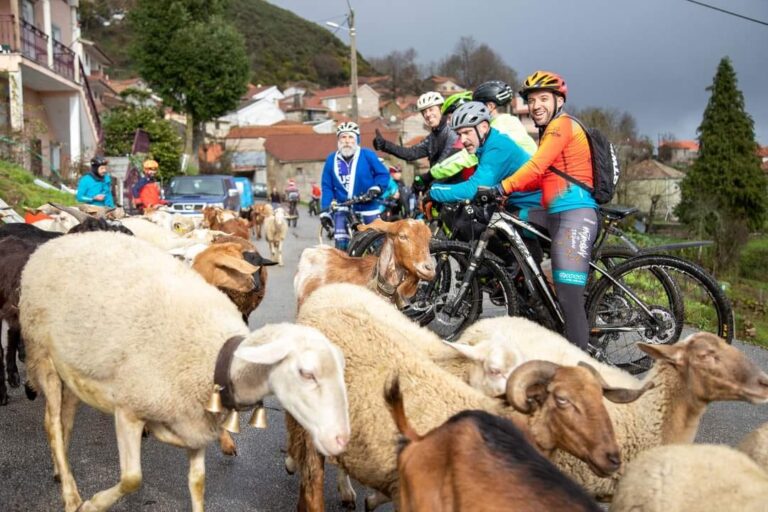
[{"left": 739, "top": 236, "right": 768, "bottom": 280}]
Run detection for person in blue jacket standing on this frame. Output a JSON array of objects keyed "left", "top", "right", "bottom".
[
  {"left": 321, "top": 121, "right": 390, "bottom": 250},
  {"left": 76, "top": 156, "right": 115, "bottom": 207}
]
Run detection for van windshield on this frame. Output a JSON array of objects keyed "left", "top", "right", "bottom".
[{"left": 168, "top": 178, "right": 225, "bottom": 196}]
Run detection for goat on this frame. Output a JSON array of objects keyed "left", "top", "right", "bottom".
[
  {"left": 385, "top": 377, "right": 601, "bottom": 512},
  {"left": 250, "top": 203, "right": 273, "bottom": 240},
  {"left": 294, "top": 218, "right": 435, "bottom": 309},
  {"left": 20, "top": 232, "right": 350, "bottom": 511},
  {"left": 264, "top": 207, "right": 288, "bottom": 266}
]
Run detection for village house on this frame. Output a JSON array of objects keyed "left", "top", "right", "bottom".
[
  {"left": 0, "top": 0, "right": 102, "bottom": 177},
  {"left": 425, "top": 75, "right": 464, "bottom": 96},
  {"left": 621, "top": 159, "right": 685, "bottom": 220},
  {"left": 658, "top": 140, "right": 699, "bottom": 166}
]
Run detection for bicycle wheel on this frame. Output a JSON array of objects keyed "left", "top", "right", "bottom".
[
  {"left": 587, "top": 254, "right": 734, "bottom": 374},
  {"left": 347, "top": 229, "right": 384, "bottom": 256},
  {"left": 403, "top": 240, "right": 518, "bottom": 340}
]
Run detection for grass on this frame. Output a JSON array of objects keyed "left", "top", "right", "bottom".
[{"left": 0, "top": 159, "right": 77, "bottom": 214}]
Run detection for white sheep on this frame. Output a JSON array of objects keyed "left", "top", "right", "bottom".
[
  {"left": 289, "top": 283, "right": 648, "bottom": 511},
  {"left": 610, "top": 444, "right": 768, "bottom": 512},
  {"left": 20, "top": 232, "right": 350, "bottom": 512},
  {"left": 739, "top": 421, "right": 768, "bottom": 472},
  {"left": 264, "top": 207, "right": 288, "bottom": 266},
  {"left": 471, "top": 317, "right": 768, "bottom": 499}
]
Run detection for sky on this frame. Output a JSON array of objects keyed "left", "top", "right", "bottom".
[{"left": 267, "top": 0, "right": 768, "bottom": 146}]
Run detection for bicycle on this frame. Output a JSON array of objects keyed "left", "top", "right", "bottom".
[{"left": 318, "top": 193, "right": 375, "bottom": 246}]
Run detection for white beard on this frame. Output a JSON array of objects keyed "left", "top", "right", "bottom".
[{"left": 338, "top": 142, "right": 358, "bottom": 158}]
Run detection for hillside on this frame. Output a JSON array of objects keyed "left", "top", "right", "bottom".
[
  {"left": 0, "top": 161, "right": 77, "bottom": 214},
  {"left": 80, "top": 0, "right": 374, "bottom": 87}
]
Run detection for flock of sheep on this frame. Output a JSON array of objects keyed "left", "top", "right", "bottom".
[{"left": 0, "top": 201, "right": 767, "bottom": 511}]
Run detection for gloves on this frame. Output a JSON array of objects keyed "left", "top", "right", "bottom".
[
  {"left": 367, "top": 185, "right": 382, "bottom": 198},
  {"left": 411, "top": 173, "right": 434, "bottom": 194},
  {"left": 373, "top": 129, "right": 387, "bottom": 151},
  {"left": 474, "top": 185, "right": 507, "bottom": 204}
]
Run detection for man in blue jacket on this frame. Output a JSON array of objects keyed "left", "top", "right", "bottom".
[
  {"left": 321, "top": 121, "right": 390, "bottom": 250},
  {"left": 76, "top": 156, "right": 115, "bottom": 207}
]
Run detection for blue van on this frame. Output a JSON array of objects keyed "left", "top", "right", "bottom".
[
  {"left": 233, "top": 177, "right": 254, "bottom": 211},
  {"left": 165, "top": 175, "right": 240, "bottom": 214}
]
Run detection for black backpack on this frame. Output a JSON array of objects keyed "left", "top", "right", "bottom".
[{"left": 548, "top": 115, "right": 620, "bottom": 205}]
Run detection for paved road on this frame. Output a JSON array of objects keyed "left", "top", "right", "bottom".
[{"left": 1, "top": 205, "right": 766, "bottom": 512}]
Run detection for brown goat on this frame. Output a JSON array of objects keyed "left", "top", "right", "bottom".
[
  {"left": 294, "top": 218, "right": 435, "bottom": 309},
  {"left": 201, "top": 206, "right": 249, "bottom": 239},
  {"left": 249, "top": 203, "right": 273, "bottom": 240},
  {"left": 385, "top": 377, "right": 601, "bottom": 512}
]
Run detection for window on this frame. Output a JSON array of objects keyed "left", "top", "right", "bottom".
[
  {"left": 22, "top": 1, "right": 34, "bottom": 24},
  {"left": 296, "top": 167, "right": 304, "bottom": 175},
  {"left": 52, "top": 25, "right": 61, "bottom": 43}
]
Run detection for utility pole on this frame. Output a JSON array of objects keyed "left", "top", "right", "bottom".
[{"left": 347, "top": 0, "right": 358, "bottom": 123}]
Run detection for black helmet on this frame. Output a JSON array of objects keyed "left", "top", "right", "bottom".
[
  {"left": 473, "top": 80, "right": 514, "bottom": 107},
  {"left": 90, "top": 156, "right": 108, "bottom": 168}
]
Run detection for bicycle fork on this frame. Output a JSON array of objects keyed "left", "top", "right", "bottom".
[{"left": 442, "top": 229, "right": 494, "bottom": 317}]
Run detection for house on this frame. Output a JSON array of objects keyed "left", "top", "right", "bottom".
[
  {"left": 0, "top": 0, "right": 102, "bottom": 178},
  {"left": 510, "top": 96, "right": 537, "bottom": 138},
  {"left": 758, "top": 146, "right": 768, "bottom": 172},
  {"left": 425, "top": 75, "right": 465, "bottom": 96},
  {"left": 307, "top": 83, "right": 380, "bottom": 118},
  {"left": 109, "top": 77, "right": 162, "bottom": 108},
  {"left": 658, "top": 140, "right": 699, "bottom": 165},
  {"left": 621, "top": 159, "right": 685, "bottom": 219},
  {"left": 219, "top": 98, "right": 286, "bottom": 129},
  {"left": 279, "top": 92, "right": 329, "bottom": 124},
  {"left": 264, "top": 126, "right": 399, "bottom": 198}
]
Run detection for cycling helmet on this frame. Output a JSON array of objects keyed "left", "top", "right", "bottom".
[
  {"left": 416, "top": 91, "right": 445, "bottom": 111},
  {"left": 441, "top": 91, "right": 473, "bottom": 115},
  {"left": 336, "top": 121, "right": 360, "bottom": 137},
  {"left": 473, "top": 80, "right": 514, "bottom": 106},
  {"left": 450, "top": 101, "right": 491, "bottom": 130},
  {"left": 90, "top": 155, "right": 108, "bottom": 168},
  {"left": 519, "top": 71, "right": 568, "bottom": 100},
  {"left": 143, "top": 159, "right": 159, "bottom": 171}
]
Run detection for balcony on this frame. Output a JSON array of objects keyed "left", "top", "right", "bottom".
[
  {"left": 53, "top": 39, "right": 75, "bottom": 81},
  {"left": 0, "top": 14, "right": 14, "bottom": 52},
  {"left": 20, "top": 18, "right": 48, "bottom": 67}
]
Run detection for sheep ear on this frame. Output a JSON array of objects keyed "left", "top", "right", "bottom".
[
  {"left": 235, "top": 342, "right": 293, "bottom": 366},
  {"left": 638, "top": 342, "right": 685, "bottom": 366},
  {"left": 441, "top": 340, "right": 483, "bottom": 361}
]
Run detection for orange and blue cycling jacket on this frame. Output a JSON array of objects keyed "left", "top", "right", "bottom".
[{"left": 500, "top": 114, "right": 597, "bottom": 214}]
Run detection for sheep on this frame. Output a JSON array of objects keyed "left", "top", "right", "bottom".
[
  {"left": 264, "top": 206, "right": 288, "bottom": 266},
  {"left": 738, "top": 421, "right": 768, "bottom": 472},
  {"left": 289, "top": 283, "right": 649, "bottom": 511},
  {"left": 250, "top": 203, "right": 273, "bottom": 240},
  {"left": 120, "top": 216, "right": 209, "bottom": 252},
  {"left": 532, "top": 332, "right": 768, "bottom": 499},
  {"left": 294, "top": 218, "right": 435, "bottom": 309},
  {"left": 19, "top": 231, "right": 351, "bottom": 512},
  {"left": 610, "top": 444, "right": 768, "bottom": 512},
  {"left": 385, "top": 377, "right": 602, "bottom": 512}
]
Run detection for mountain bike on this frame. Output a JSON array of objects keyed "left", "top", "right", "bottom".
[{"left": 318, "top": 193, "right": 376, "bottom": 246}]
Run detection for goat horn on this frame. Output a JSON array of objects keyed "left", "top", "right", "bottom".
[
  {"left": 578, "top": 362, "right": 655, "bottom": 403},
  {"left": 506, "top": 360, "right": 560, "bottom": 414},
  {"left": 47, "top": 202, "right": 89, "bottom": 222}
]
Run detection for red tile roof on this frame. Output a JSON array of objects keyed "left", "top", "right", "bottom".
[
  {"left": 757, "top": 146, "right": 768, "bottom": 158},
  {"left": 226, "top": 124, "right": 316, "bottom": 139},
  {"left": 244, "top": 84, "right": 272, "bottom": 99},
  {"left": 265, "top": 129, "right": 398, "bottom": 163},
  {"left": 659, "top": 140, "right": 699, "bottom": 151}
]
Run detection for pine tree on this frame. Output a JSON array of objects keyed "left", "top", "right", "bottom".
[{"left": 675, "top": 57, "right": 767, "bottom": 272}]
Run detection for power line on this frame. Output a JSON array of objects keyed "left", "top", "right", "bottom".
[{"left": 683, "top": 0, "right": 768, "bottom": 26}]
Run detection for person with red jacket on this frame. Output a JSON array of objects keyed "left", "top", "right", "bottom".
[{"left": 132, "top": 159, "right": 166, "bottom": 211}]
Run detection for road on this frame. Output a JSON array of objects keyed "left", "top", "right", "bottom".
[{"left": 1, "top": 204, "right": 766, "bottom": 511}]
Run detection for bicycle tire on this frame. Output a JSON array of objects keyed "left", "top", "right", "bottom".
[
  {"left": 587, "top": 254, "right": 734, "bottom": 374},
  {"left": 347, "top": 229, "right": 384, "bottom": 256},
  {"left": 404, "top": 240, "right": 517, "bottom": 340}
]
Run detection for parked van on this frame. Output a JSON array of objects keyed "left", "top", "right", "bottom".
[
  {"left": 165, "top": 175, "right": 240, "bottom": 214},
  {"left": 233, "top": 177, "right": 254, "bottom": 211}
]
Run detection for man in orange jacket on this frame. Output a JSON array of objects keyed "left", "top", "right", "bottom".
[{"left": 132, "top": 159, "right": 166, "bottom": 211}]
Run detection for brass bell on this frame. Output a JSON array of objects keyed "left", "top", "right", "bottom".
[
  {"left": 205, "top": 385, "right": 223, "bottom": 413},
  {"left": 248, "top": 405, "right": 268, "bottom": 429},
  {"left": 222, "top": 410, "right": 241, "bottom": 434}
]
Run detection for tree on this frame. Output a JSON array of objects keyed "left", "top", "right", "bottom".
[
  {"left": 102, "top": 104, "right": 184, "bottom": 179},
  {"left": 130, "top": 1, "right": 249, "bottom": 165},
  {"left": 369, "top": 48, "right": 421, "bottom": 99},
  {"left": 675, "top": 57, "right": 768, "bottom": 272},
  {"left": 435, "top": 37, "right": 518, "bottom": 90}
]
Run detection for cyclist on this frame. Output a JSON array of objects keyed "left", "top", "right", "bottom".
[
  {"left": 309, "top": 182, "right": 321, "bottom": 215},
  {"left": 76, "top": 156, "right": 115, "bottom": 208},
  {"left": 473, "top": 80, "right": 538, "bottom": 155},
  {"left": 321, "top": 121, "right": 390, "bottom": 250},
  {"left": 491, "top": 71, "right": 599, "bottom": 351},
  {"left": 373, "top": 91, "right": 459, "bottom": 185}
]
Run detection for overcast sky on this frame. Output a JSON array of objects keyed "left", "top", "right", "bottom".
[{"left": 267, "top": 0, "right": 768, "bottom": 146}]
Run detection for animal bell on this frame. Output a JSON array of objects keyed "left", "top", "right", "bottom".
[
  {"left": 249, "top": 405, "right": 268, "bottom": 429},
  {"left": 205, "top": 385, "right": 223, "bottom": 413},
  {"left": 222, "top": 410, "right": 241, "bottom": 434}
]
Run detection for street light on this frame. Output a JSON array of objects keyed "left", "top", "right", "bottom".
[{"left": 326, "top": 5, "right": 358, "bottom": 123}]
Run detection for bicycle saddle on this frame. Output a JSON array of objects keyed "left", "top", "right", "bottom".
[{"left": 599, "top": 205, "right": 638, "bottom": 221}]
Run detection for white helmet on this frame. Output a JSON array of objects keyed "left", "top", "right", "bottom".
[
  {"left": 336, "top": 121, "right": 360, "bottom": 137},
  {"left": 417, "top": 91, "right": 445, "bottom": 111}
]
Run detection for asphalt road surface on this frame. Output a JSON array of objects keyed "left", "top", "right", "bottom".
[{"left": 1, "top": 204, "right": 766, "bottom": 512}]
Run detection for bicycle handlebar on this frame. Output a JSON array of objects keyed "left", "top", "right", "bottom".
[{"left": 330, "top": 193, "right": 375, "bottom": 210}]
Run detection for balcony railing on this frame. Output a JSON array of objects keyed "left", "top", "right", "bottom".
[
  {"left": 0, "top": 14, "right": 15, "bottom": 53},
  {"left": 79, "top": 58, "right": 103, "bottom": 146},
  {"left": 53, "top": 39, "right": 75, "bottom": 81},
  {"left": 21, "top": 18, "right": 48, "bottom": 67}
]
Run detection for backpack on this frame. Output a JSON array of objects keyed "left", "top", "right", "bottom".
[
  {"left": 548, "top": 115, "right": 621, "bottom": 205},
  {"left": 287, "top": 190, "right": 300, "bottom": 202}
]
